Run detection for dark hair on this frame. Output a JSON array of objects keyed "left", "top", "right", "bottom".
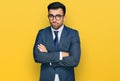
[{"left": 47, "top": 2, "right": 66, "bottom": 15}]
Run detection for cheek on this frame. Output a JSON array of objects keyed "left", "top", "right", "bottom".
[
  {"left": 49, "top": 20, "right": 53, "bottom": 23},
  {"left": 59, "top": 20, "right": 64, "bottom": 24}
]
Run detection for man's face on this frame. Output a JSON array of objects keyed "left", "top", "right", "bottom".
[{"left": 48, "top": 8, "right": 65, "bottom": 29}]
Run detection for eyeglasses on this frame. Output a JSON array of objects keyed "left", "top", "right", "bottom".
[{"left": 48, "top": 14, "right": 64, "bottom": 21}]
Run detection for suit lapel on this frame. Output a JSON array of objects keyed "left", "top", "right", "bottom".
[
  {"left": 47, "top": 27, "right": 55, "bottom": 50},
  {"left": 59, "top": 26, "right": 69, "bottom": 49},
  {"left": 47, "top": 26, "right": 69, "bottom": 50}
]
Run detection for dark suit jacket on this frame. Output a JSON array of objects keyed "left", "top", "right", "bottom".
[{"left": 33, "top": 25, "right": 81, "bottom": 81}]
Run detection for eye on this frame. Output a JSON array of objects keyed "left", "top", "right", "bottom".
[
  {"left": 48, "top": 14, "right": 54, "bottom": 17},
  {"left": 56, "top": 15, "right": 62, "bottom": 17}
]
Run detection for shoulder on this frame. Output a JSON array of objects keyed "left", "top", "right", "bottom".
[
  {"left": 64, "top": 25, "right": 80, "bottom": 40},
  {"left": 64, "top": 25, "right": 79, "bottom": 34},
  {"left": 38, "top": 26, "right": 51, "bottom": 33}
]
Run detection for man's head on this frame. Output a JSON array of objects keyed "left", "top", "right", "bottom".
[{"left": 47, "top": 2, "right": 66, "bottom": 29}]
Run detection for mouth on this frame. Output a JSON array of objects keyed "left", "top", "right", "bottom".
[{"left": 52, "top": 22, "right": 57, "bottom": 25}]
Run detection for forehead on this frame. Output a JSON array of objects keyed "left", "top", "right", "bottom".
[{"left": 48, "top": 8, "right": 63, "bottom": 15}]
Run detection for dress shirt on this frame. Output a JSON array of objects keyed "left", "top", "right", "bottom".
[{"left": 51, "top": 24, "right": 64, "bottom": 81}]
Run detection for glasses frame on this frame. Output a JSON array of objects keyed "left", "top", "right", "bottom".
[{"left": 48, "top": 14, "right": 64, "bottom": 21}]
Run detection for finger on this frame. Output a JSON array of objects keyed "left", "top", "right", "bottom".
[
  {"left": 40, "top": 44, "right": 43, "bottom": 46},
  {"left": 37, "top": 46, "right": 41, "bottom": 50},
  {"left": 40, "top": 44, "right": 45, "bottom": 47},
  {"left": 37, "top": 47, "right": 43, "bottom": 52},
  {"left": 38, "top": 44, "right": 43, "bottom": 47},
  {"left": 39, "top": 45, "right": 45, "bottom": 49},
  {"left": 38, "top": 45, "right": 40, "bottom": 48},
  {"left": 38, "top": 45, "right": 43, "bottom": 50},
  {"left": 38, "top": 45, "right": 43, "bottom": 49}
]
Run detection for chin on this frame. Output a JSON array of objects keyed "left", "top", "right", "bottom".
[
  {"left": 53, "top": 27, "right": 59, "bottom": 30},
  {"left": 52, "top": 25, "right": 59, "bottom": 29}
]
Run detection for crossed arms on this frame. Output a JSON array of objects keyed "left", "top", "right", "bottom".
[
  {"left": 33, "top": 30, "right": 81, "bottom": 67},
  {"left": 37, "top": 44, "right": 69, "bottom": 58}
]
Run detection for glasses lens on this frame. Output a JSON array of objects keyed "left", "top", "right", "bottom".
[
  {"left": 48, "top": 14, "right": 64, "bottom": 20},
  {"left": 56, "top": 15, "right": 62, "bottom": 20},
  {"left": 48, "top": 15, "right": 54, "bottom": 20}
]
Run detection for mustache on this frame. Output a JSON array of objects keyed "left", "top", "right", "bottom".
[
  {"left": 51, "top": 22, "right": 58, "bottom": 24},
  {"left": 51, "top": 21, "right": 57, "bottom": 23}
]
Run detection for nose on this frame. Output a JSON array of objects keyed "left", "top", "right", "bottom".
[{"left": 52, "top": 17, "right": 56, "bottom": 22}]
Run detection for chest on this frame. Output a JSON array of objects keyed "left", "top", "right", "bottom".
[{"left": 42, "top": 33, "right": 72, "bottom": 52}]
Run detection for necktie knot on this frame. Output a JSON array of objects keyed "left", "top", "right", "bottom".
[{"left": 54, "top": 31, "right": 58, "bottom": 37}]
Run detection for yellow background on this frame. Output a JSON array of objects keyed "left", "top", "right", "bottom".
[{"left": 0, "top": 0, "right": 120, "bottom": 81}]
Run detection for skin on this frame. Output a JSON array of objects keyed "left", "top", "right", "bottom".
[
  {"left": 48, "top": 8, "right": 65, "bottom": 30},
  {"left": 37, "top": 8, "right": 69, "bottom": 57}
]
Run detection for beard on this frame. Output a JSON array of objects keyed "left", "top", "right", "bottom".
[{"left": 51, "top": 22, "right": 63, "bottom": 30}]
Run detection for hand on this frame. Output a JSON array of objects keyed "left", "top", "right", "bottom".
[
  {"left": 62, "top": 52, "right": 69, "bottom": 57},
  {"left": 37, "top": 44, "right": 48, "bottom": 53}
]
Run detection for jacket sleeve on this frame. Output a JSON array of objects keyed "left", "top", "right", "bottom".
[
  {"left": 33, "top": 30, "right": 61, "bottom": 63},
  {"left": 52, "top": 31, "right": 81, "bottom": 67}
]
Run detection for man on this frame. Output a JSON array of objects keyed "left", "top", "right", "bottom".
[{"left": 33, "top": 2, "right": 81, "bottom": 81}]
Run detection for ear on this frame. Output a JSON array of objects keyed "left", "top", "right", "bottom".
[{"left": 64, "top": 15, "right": 66, "bottom": 18}]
